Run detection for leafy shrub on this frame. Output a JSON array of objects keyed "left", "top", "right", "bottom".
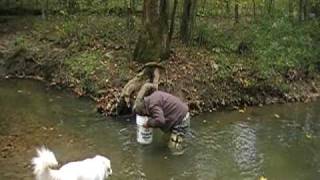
[
  {"left": 251, "top": 17, "right": 319, "bottom": 76},
  {"left": 194, "top": 16, "right": 320, "bottom": 79},
  {"left": 66, "top": 51, "right": 102, "bottom": 77},
  {"left": 65, "top": 51, "right": 103, "bottom": 93}
]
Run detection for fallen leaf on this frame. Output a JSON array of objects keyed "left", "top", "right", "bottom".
[
  {"left": 306, "top": 134, "right": 312, "bottom": 139},
  {"left": 260, "top": 176, "right": 267, "bottom": 180}
]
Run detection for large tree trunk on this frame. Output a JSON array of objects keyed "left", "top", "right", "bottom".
[
  {"left": 133, "top": 0, "right": 169, "bottom": 63},
  {"left": 180, "top": 0, "right": 197, "bottom": 44}
]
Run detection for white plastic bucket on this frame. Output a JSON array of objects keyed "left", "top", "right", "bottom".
[{"left": 136, "top": 115, "right": 153, "bottom": 144}]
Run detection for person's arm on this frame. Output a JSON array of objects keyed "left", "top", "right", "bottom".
[{"left": 145, "top": 105, "right": 165, "bottom": 128}]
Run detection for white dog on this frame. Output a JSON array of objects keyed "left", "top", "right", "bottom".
[{"left": 32, "top": 147, "right": 112, "bottom": 180}]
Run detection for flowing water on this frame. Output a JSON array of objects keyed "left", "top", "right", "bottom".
[{"left": 0, "top": 79, "right": 320, "bottom": 180}]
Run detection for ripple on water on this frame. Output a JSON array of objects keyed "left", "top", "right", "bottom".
[
  {"left": 230, "top": 121, "right": 263, "bottom": 178},
  {"left": 1, "top": 80, "right": 320, "bottom": 180}
]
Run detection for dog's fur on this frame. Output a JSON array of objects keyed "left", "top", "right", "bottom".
[{"left": 31, "top": 147, "right": 112, "bottom": 180}]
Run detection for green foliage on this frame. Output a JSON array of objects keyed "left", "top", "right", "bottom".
[
  {"left": 66, "top": 51, "right": 102, "bottom": 76},
  {"left": 51, "top": 0, "right": 138, "bottom": 15},
  {"left": 65, "top": 51, "right": 103, "bottom": 93},
  {"left": 36, "top": 15, "right": 133, "bottom": 48},
  {"left": 214, "top": 53, "right": 234, "bottom": 79},
  {"left": 195, "top": 19, "right": 239, "bottom": 52},
  {"left": 193, "top": 14, "right": 319, "bottom": 99},
  {"left": 14, "top": 35, "right": 27, "bottom": 48},
  {"left": 58, "top": 17, "right": 94, "bottom": 46},
  {"left": 194, "top": 15, "right": 320, "bottom": 81},
  {"left": 66, "top": 51, "right": 102, "bottom": 77},
  {"left": 75, "top": 0, "right": 130, "bottom": 15},
  {"left": 251, "top": 17, "right": 320, "bottom": 76}
]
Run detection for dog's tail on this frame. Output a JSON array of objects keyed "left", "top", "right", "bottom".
[{"left": 31, "top": 147, "right": 59, "bottom": 179}]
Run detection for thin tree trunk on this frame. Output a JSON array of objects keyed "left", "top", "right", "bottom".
[
  {"left": 127, "top": 0, "right": 134, "bottom": 30},
  {"left": 268, "top": 0, "right": 274, "bottom": 16},
  {"left": 132, "top": 0, "right": 136, "bottom": 12},
  {"left": 226, "top": 0, "right": 230, "bottom": 16},
  {"left": 142, "top": 0, "right": 147, "bottom": 24},
  {"left": 35, "top": 0, "right": 38, "bottom": 10},
  {"left": 167, "top": 0, "right": 178, "bottom": 50},
  {"left": 264, "top": 0, "right": 268, "bottom": 15},
  {"left": 202, "top": 0, "right": 207, "bottom": 13},
  {"left": 189, "top": 0, "right": 197, "bottom": 44},
  {"left": 46, "top": 0, "right": 49, "bottom": 14},
  {"left": 235, "top": 0, "right": 239, "bottom": 23},
  {"left": 303, "top": 0, "right": 308, "bottom": 20},
  {"left": 252, "top": 0, "right": 256, "bottom": 19},
  {"left": 180, "top": 0, "right": 197, "bottom": 44},
  {"left": 41, "top": 0, "right": 46, "bottom": 19},
  {"left": 66, "top": 0, "right": 69, "bottom": 13},
  {"left": 6, "top": 0, "right": 10, "bottom": 9},
  {"left": 20, "top": 0, "right": 24, "bottom": 9},
  {"left": 299, "top": 0, "right": 303, "bottom": 21},
  {"left": 181, "top": 0, "right": 192, "bottom": 43},
  {"left": 289, "top": 0, "right": 293, "bottom": 21},
  {"left": 159, "top": 0, "right": 169, "bottom": 59}
]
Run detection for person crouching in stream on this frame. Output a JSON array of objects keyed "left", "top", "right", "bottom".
[{"left": 134, "top": 86, "right": 191, "bottom": 155}]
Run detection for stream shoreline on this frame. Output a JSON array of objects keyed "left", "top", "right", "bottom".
[{"left": 1, "top": 16, "right": 319, "bottom": 116}]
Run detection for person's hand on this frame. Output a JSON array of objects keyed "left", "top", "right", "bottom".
[{"left": 143, "top": 122, "right": 149, "bottom": 128}]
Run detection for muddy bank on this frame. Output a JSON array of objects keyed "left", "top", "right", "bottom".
[
  {"left": 1, "top": 45, "right": 319, "bottom": 116},
  {"left": 0, "top": 16, "right": 319, "bottom": 116}
]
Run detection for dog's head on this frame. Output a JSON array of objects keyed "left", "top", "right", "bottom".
[{"left": 95, "top": 155, "right": 112, "bottom": 178}]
